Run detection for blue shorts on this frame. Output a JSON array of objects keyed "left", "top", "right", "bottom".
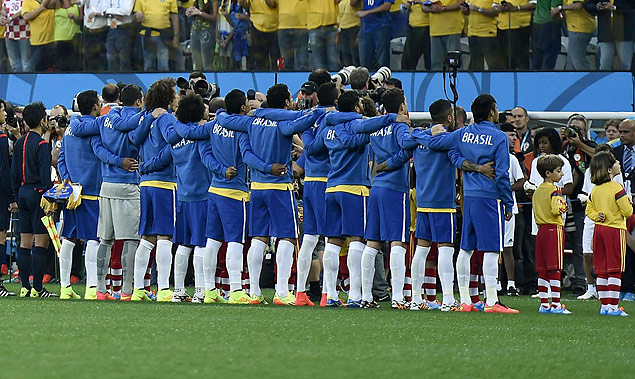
[
  {"left": 206, "top": 193, "right": 248, "bottom": 243},
  {"left": 249, "top": 189, "right": 298, "bottom": 239},
  {"left": 61, "top": 199, "right": 99, "bottom": 241},
  {"left": 174, "top": 200, "right": 208, "bottom": 247},
  {"left": 303, "top": 181, "right": 326, "bottom": 236},
  {"left": 325, "top": 191, "right": 367, "bottom": 238},
  {"left": 415, "top": 211, "right": 456, "bottom": 244},
  {"left": 365, "top": 187, "right": 409, "bottom": 242},
  {"left": 461, "top": 197, "right": 505, "bottom": 252},
  {"left": 139, "top": 186, "right": 175, "bottom": 237}
]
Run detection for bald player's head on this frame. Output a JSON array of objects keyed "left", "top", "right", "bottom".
[
  {"left": 102, "top": 84, "right": 120, "bottom": 104},
  {"left": 619, "top": 119, "right": 635, "bottom": 147}
]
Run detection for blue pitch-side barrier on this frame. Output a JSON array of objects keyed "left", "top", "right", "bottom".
[{"left": 0, "top": 71, "right": 633, "bottom": 112}]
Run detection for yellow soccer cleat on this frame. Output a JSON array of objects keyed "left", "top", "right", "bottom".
[
  {"left": 204, "top": 289, "right": 228, "bottom": 304},
  {"left": 157, "top": 289, "right": 174, "bottom": 302},
  {"left": 249, "top": 294, "right": 268, "bottom": 305},
  {"left": 228, "top": 290, "right": 251, "bottom": 304},
  {"left": 20, "top": 287, "right": 30, "bottom": 298},
  {"left": 273, "top": 293, "right": 296, "bottom": 306},
  {"left": 84, "top": 286, "right": 97, "bottom": 300},
  {"left": 131, "top": 288, "right": 152, "bottom": 301},
  {"left": 60, "top": 285, "right": 81, "bottom": 300}
]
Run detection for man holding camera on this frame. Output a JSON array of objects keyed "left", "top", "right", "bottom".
[{"left": 351, "top": 0, "right": 393, "bottom": 70}]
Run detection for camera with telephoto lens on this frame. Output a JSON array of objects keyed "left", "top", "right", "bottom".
[
  {"left": 176, "top": 76, "right": 220, "bottom": 101},
  {"left": 297, "top": 98, "right": 313, "bottom": 110},
  {"left": 563, "top": 126, "right": 578, "bottom": 139},
  {"left": 445, "top": 50, "right": 462, "bottom": 70},
  {"left": 370, "top": 66, "right": 392, "bottom": 86},
  {"left": 53, "top": 115, "right": 68, "bottom": 129},
  {"left": 331, "top": 66, "right": 356, "bottom": 86}
]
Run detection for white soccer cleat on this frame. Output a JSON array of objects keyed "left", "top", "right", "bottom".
[{"left": 577, "top": 288, "right": 598, "bottom": 300}]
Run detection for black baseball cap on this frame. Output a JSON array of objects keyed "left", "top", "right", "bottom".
[{"left": 299, "top": 81, "right": 318, "bottom": 95}]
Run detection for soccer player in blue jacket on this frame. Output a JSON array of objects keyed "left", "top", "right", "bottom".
[
  {"left": 322, "top": 91, "right": 410, "bottom": 307},
  {"left": 414, "top": 94, "right": 519, "bottom": 314},
  {"left": 173, "top": 89, "right": 284, "bottom": 305},
  {"left": 215, "top": 84, "right": 322, "bottom": 306},
  {"left": 10, "top": 102, "right": 55, "bottom": 298},
  {"left": 57, "top": 90, "right": 135, "bottom": 300}
]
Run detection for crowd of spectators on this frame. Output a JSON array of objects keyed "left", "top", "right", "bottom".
[{"left": 0, "top": 0, "right": 633, "bottom": 73}]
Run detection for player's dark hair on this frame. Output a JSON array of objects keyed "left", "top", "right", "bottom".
[
  {"left": 77, "top": 90, "right": 99, "bottom": 115},
  {"left": 175, "top": 93, "right": 205, "bottom": 124},
  {"left": 536, "top": 154, "right": 564, "bottom": 179},
  {"left": 145, "top": 78, "right": 176, "bottom": 110},
  {"left": 120, "top": 85, "right": 143, "bottom": 107},
  {"left": 590, "top": 151, "right": 616, "bottom": 185},
  {"left": 384, "top": 77, "right": 402, "bottom": 89},
  {"left": 209, "top": 97, "right": 226, "bottom": 115},
  {"left": 338, "top": 91, "right": 360, "bottom": 113},
  {"left": 102, "top": 84, "right": 120, "bottom": 103},
  {"left": 456, "top": 106, "right": 467, "bottom": 123},
  {"left": 595, "top": 143, "right": 614, "bottom": 154},
  {"left": 189, "top": 71, "right": 207, "bottom": 80},
  {"left": 350, "top": 67, "right": 369, "bottom": 90},
  {"left": 266, "top": 84, "right": 291, "bottom": 109},
  {"left": 308, "top": 69, "right": 331, "bottom": 87},
  {"left": 381, "top": 88, "right": 405, "bottom": 114},
  {"left": 317, "top": 82, "right": 339, "bottom": 106},
  {"left": 471, "top": 94, "right": 497, "bottom": 124},
  {"left": 23, "top": 102, "right": 47, "bottom": 128},
  {"left": 429, "top": 99, "right": 453, "bottom": 124},
  {"left": 361, "top": 97, "right": 378, "bottom": 117},
  {"left": 225, "top": 89, "right": 247, "bottom": 115},
  {"left": 534, "top": 127, "right": 562, "bottom": 154}
]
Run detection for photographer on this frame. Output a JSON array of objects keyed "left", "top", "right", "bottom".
[
  {"left": 49, "top": 104, "right": 68, "bottom": 166},
  {"left": 296, "top": 81, "right": 318, "bottom": 110}
]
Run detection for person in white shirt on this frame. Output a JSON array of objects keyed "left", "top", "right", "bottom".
[{"left": 103, "top": 0, "right": 134, "bottom": 71}]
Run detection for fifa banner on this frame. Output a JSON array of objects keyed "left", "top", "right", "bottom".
[{"left": 0, "top": 71, "right": 632, "bottom": 112}]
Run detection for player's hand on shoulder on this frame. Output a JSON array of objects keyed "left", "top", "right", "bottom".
[
  {"left": 152, "top": 108, "right": 168, "bottom": 119},
  {"left": 430, "top": 124, "right": 446, "bottom": 136},
  {"left": 396, "top": 114, "right": 411, "bottom": 126}
]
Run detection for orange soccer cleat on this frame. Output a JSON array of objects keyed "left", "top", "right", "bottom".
[
  {"left": 295, "top": 292, "right": 315, "bottom": 307},
  {"left": 484, "top": 302, "right": 520, "bottom": 314},
  {"left": 320, "top": 293, "right": 327, "bottom": 307},
  {"left": 96, "top": 291, "right": 117, "bottom": 301}
]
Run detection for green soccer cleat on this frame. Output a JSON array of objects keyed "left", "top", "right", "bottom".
[
  {"left": 60, "top": 285, "right": 81, "bottom": 300},
  {"left": 20, "top": 287, "right": 31, "bottom": 298},
  {"left": 84, "top": 286, "right": 97, "bottom": 300},
  {"left": 204, "top": 289, "right": 228, "bottom": 304},
  {"left": 249, "top": 294, "right": 268, "bottom": 305},
  {"left": 228, "top": 290, "right": 251, "bottom": 304},
  {"left": 157, "top": 289, "right": 174, "bottom": 302},
  {"left": 273, "top": 293, "right": 296, "bottom": 306},
  {"left": 131, "top": 288, "right": 152, "bottom": 301}
]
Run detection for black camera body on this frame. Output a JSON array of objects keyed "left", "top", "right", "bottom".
[
  {"left": 297, "top": 98, "right": 312, "bottom": 110},
  {"left": 445, "top": 51, "right": 462, "bottom": 70},
  {"left": 53, "top": 115, "right": 68, "bottom": 129},
  {"left": 563, "top": 126, "right": 578, "bottom": 139}
]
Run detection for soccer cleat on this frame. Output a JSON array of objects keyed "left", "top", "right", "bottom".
[
  {"left": 409, "top": 302, "right": 426, "bottom": 311},
  {"left": 375, "top": 293, "right": 391, "bottom": 302},
  {"left": 203, "top": 289, "right": 227, "bottom": 304},
  {"left": 171, "top": 289, "right": 192, "bottom": 303},
  {"left": 19, "top": 287, "right": 31, "bottom": 298},
  {"left": 506, "top": 286, "right": 520, "bottom": 297},
  {"left": 60, "top": 286, "right": 81, "bottom": 300},
  {"left": 460, "top": 303, "right": 474, "bottom": 312},
  {"left": 325, "top": 297, "right": 344, "bottom": 307},
  {"left": 550, "top": 304, "right": 572, "bottom": 314},
  {"left": 362, "top": 300, "right": 381, "bottom": 309},
  {"left": 157, "top": 289, "right": 174, "bottom": 302},
  {"left": 599, "top": 306, "right": 609, "bottom": 315},
  {"left": 538, "top": 305, "right": 551, "bottom": 314},
  {"left": 441, "top": 301, "right": 461, "bottom": 312},
  {"left": 131, "top": 288, "right": 152, "bottom": 301},
  {"left": 84, "top": 286, "right": 97, "bottom": 300},
  {"left": 111, "top": 292, "right": 121, "bottom": 300},
  {"left": 621, "top": 292, "right": 635, "bottom": 302},
  {"left": 484, "top": 301, "right": 519, "bottom": 314},
  {"left": 34, "top": 287, "right": 59, "bottom": 298},
  {"left": 273, "top": 293, "right": 296, "bottom": 306},
  {"left": 472, "top": 301, "right": 485, "bottom": 312},
  {"left": 147, "top": 290, "right": 157, "bottom": 301},
  {"left": 120, "top": 292, "right": 132, "bottom": 301},
  {"left": 320, "top": 293, "right": 327, "bottom": 307},
  {"left": 577, "top": 288, "right": 598, "bottom": 300},
  {"left": 192, "top": 289, "right": 205, "bottom": 304},
  {"left": 228, "top": 290, "right": 251, "bottom": 305},
  {"left": 391, "top": 300, "right": 407, "bottom": 310},
  {"left": 0, "top": 284, "right": 16, "bottom": 297},
  {"left": 249, "top": 294, "right": 268, "bottom": 305},
  {"left": 426, "top": 300, "right": 442, "bottom": 310},
  {"left": 607, "top": 307, "right": 630, "bottom": 317},
  {"left": 346, "top": 299, "right": 362, "bottom": 308},
  {"left": 295, "top": 292, "right": 315, "bottom": 307},
  {"left": 96, "top": 291, "right": 117, "bottom": 301}
]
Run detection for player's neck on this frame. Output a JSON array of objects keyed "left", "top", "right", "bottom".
[
  {"left": 29, "top": 127, "right": 43, "bottom": 136},
  {"left": 544, "top": 178, "right": 556, "bottom": 185}
]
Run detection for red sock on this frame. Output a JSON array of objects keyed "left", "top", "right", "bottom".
[
  {"left": 110, "top": 242, "right": 123, "bottom": 294},
  {"left": 538, "top": 272, "right": 549, "bottom": 306},
  {"left": 549, "top": 270, "right": 561, "bottom": 307},
  {"left": 424, "top": 267, "right": 437, "bottom": 302},
  {"left": 608, "top": 272, "right": 622, "bottom": 306}
]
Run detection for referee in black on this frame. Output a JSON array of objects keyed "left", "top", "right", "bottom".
[{"left": 10, "top": 102, "right": 56, "bottom": 298}]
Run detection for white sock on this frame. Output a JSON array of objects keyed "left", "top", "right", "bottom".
[
  {"left": 507, "top": 280, "right": 516, "bottom": 290},
  {"left": 297, "top": 234, "right": 318, "bottom": 292},
  {"left": 438, "top": 246, "right": 456, "bottom": 305},
  {"left": 347, "top": 241, "right": 364, "bottom": 301},
  {"left": 193, "top": 246, "right": 205, "bottom": 290},
  {"left": 84, "top": 240, "right": 99, "bottom": 287},
  {"left": 96, "top": 240, "right": 113, "bottom": 293},
  {"left": 275, "top": 240, "right": 295, "bottom": 298},
  {"left": 121, "top": 240, "right": 139, "bottom": 295},
  {"left": 323, "top": 242, "right": 341, "bottom": 300},
  {"left": 411, "top": 245, "right": 430, "bottom": 304},
  {"left": 134, "top": 239, "right": 154, "bottom": 290},
  {"left": 156, "top": 239, "right": 173, "bottom": 290},
  {"left": 227, "top": 242, "right": 244, "bottom": 292},
  {"left": 456, "top": 249, "right": 473, "bottom": 305},
  {"left": 247, "top": 239, "right": 267, "bottom": 297},
  {"left": 204, "top": 239, "right": 222, "bottom": 291},
  {"left": 361, "top": 245, "right": 379, "bottom": 302},
  {"left": 483, "top": 252, "right": 499, "bottom": 306},
  {"left": 588, "top": 283, "right": 596, "bottom": 292},
  {"left": 174, "top": 245, "right": 192, "bottom": 291},
  {"left": 59, "top": 239, "right": 75, "bottom": 288},
  {"left": 390, "top": 245, "right": 406, "bottom": 303}
]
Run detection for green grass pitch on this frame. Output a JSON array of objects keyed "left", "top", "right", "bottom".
[{"left": 0, "top": 283, "right": 633, "bottom": 378}]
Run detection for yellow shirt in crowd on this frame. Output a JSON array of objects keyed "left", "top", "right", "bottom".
[
  {"left": 134, "top": 0, "right": 178, "bottom": 34},
  {"left": 391, "top": 0, "right": 405, "bottom": 12},
  {"left": 278, "top": 0, "right": 307, "bottom": 29},
  {"left": 564, "top": 0, "right": 595, "bottom": 34},
  {"left": 430, "top": 0, "right": 464, "bottom": 37},
  {"left": 338, "top": 0, "right": 360, "bottom": 29},
  {"left": 587, "top": 181, "right": 633, "bottom": 230},
  {"left": 307, "top": 0, "right": 338, "bottom": 29},
  {"left": 467, "top": 0, "right": 497, "bottom": 37},
  {"left": 180, "top": 0, "right": 194, "bottom": 8},
  {"left": 533, "top": 182, "right": 568, "bottom": 226},
  {"left": 409, "top": 3, "right": 430, "bottom": 27},
  {"left": 22, "top": 0, "right": 54, "bottom": 45},
  {"left": 246, "top": 0, "right": 278, "bottom": 32},
  {"left": 497, "top": 0, "right": 531, "bottom": 29}
]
